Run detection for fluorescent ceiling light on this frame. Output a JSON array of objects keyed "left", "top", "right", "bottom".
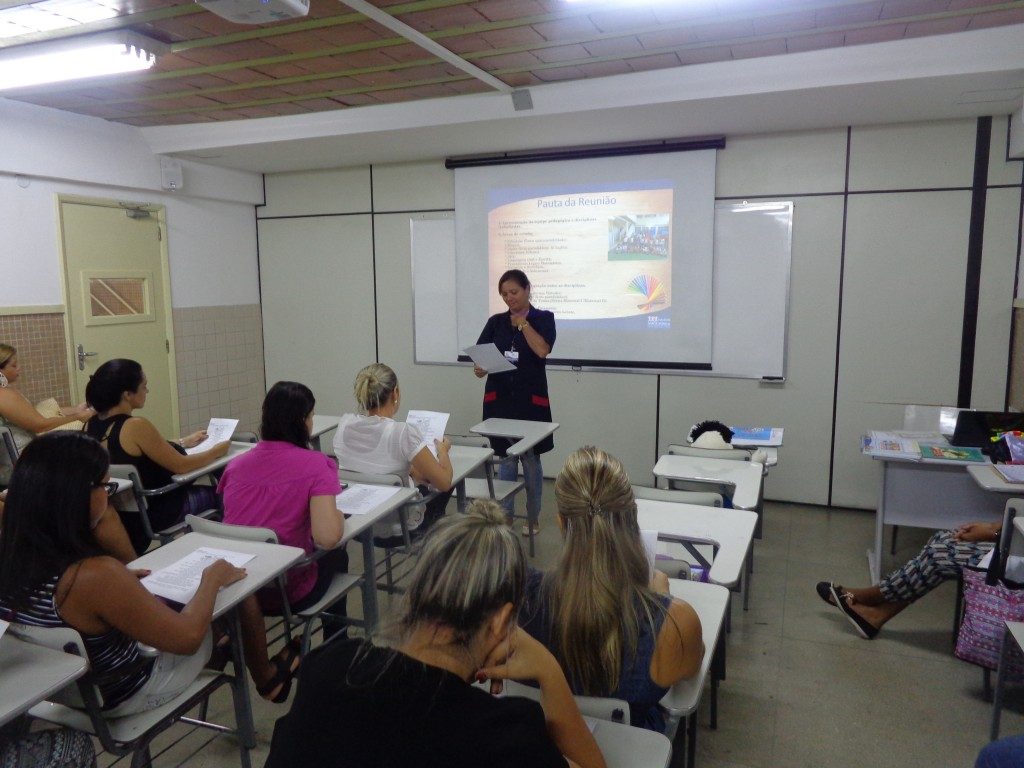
[
  {"left": 0, "top": 0, "right": 119, "bottom": 40},
  {"left": 0, "top": 30, "right": 165, "bottom": 90}
]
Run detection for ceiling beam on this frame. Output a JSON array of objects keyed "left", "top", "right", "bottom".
[{"left": 336, "top": 0, "right": 510, "bottom": 92}]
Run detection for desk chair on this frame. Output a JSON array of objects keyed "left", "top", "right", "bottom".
[
  {"left": 448, "top": 435, "right": 531, "bottom": 555},
  {"left": 338, "top": 468, "right": 426, "bottom": 594},
  {"left": 11, "top": 623, "right": 246, "bottom": 768},
  {"left": 2, "top": 426, "right": 19, "bottom": 467},
  {"left": 632, "top": 485, "right": 723, "bottom": 583},
  {"left": 109, "top": 464, "right": 218, "bottom": 548},
  {"left": 665, "top": 444, "right": 766, "bottom": 540},
  {"left": 184, "top": 515, "right": 361, "bottom": 654}
]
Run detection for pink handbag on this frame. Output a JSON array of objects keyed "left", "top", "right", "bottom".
[{"left": 955, "top": 539, "right": 1024, "bottom": 679}]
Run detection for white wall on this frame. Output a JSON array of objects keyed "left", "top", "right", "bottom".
[
  {"left": 0, "top": 98, "right": 262, "bottom": 309},
  {"left": 258, "top": 116, "right": 1024, "bottom": 508}
]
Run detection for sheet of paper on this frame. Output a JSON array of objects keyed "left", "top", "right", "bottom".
[
  {"left": 0, "top": 618, "right": 8, "bottom": 639},
  {"left": 864, "top": 431, "right": 920, "bottom": 459},
  {"left": 463, "top": 343, "right": 516, "bottom": 374},
  {"left": 406, "top": 410, "right": 450, "bottom": 458},
  {"left": 186, "top": 418, "right": 239, "bottom": 455},
  {"left": 995, "top": 464, "right": 1024, "bottom": 483},
  {"left": 336, "top": 483, "right": 405, "bottom": 516},
  {"left": 582, "top": 716, "right": 599, "bottom": 734},
  {"left": 141, "top": 547, "right": 254, "bottom": 604},
  {"left": 641, "top": 529, "right": 659, "bottom": 578}
]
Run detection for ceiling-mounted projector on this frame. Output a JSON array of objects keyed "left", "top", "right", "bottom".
[{"left": 196, "top": 0, "right": 309, "bottom": 24}]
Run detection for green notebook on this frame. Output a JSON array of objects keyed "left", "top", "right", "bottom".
[{"left": 919, "top": 444, "right": 986, "bottom": 462}]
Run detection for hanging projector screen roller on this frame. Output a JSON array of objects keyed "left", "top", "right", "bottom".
[{"left": 454, "top": 149, "right": 717, "bottom": 369}]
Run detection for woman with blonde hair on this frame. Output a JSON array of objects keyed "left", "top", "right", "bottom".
[
  {"left": 333, "top": 363, "right": 453, "bottom": 543},
  {"left": 0, "top": 343, "right": 94, "bottom": 485},
  {"left": 265, "top": 500, "right": 606, "bottom": 768},
  {"left": 523, "top": 446, "right": 704, "bottom": 731}
]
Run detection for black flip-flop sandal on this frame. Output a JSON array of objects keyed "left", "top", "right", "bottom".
[
  {"left": 815, "top": 581, "right": 838, "bottom": 606},
  {"left": 830, "top": 585, "right": 879, "bottom": 639},
  {"left": 258, "top": 657, "right": 295, "bottom": 703}
]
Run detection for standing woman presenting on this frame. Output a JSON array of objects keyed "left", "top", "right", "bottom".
[{"left": 473, "top": 270, "right": 555, "bottom": 536}]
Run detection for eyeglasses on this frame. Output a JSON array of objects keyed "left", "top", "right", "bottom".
[{"left": 94, "top": 481, "right": 120, "bottom": 498}]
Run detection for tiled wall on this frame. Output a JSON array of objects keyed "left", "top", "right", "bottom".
[
  {"left": 172, "top": 304, "right": 265, "bottom": 435},
  {"left": 0, "top": 312, "right": 72, "bottom": 406}
]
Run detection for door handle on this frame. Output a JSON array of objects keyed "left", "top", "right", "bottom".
[{"left": 77, "top": 344, "right": 98, "bottom": 371}]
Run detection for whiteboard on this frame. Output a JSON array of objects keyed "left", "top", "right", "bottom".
[{"left": 411, "top": 202, "right": 793, "bottom": 379}]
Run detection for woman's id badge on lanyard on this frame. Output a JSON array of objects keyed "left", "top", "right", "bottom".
[{"left": 504, "top": 348, "right": 519, "bottom": 364}]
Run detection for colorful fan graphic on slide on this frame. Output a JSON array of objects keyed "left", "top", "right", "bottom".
[{"left": 627, "top": 274, "right": 666, "bottom": 312}]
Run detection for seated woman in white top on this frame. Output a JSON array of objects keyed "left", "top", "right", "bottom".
[{"left": 333, "top": 363, "right": 453, "bottom": 544}]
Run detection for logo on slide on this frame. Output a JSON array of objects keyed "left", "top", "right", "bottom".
[{"left": 627, "top": 274, "right": 667, "bottom": 312}]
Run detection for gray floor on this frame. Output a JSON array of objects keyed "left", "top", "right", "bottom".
[{"left": 100, "top": 490, "right": 1015, "bottom": 767}]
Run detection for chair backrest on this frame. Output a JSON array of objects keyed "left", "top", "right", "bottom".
[
  {"left": 631, "top": 484, "right": 723, "bottom": 508},
  {"left": 234, "top": 431, "right": 259, "bottom": 444},
  {"left": 501, "top": 680, "right": 630, "bottom": 724},
  {"left": 1000, "top": 499, "right": 1024, "bottom": 560},
  {"left": 8, "top": 623, "right": 94, "bottom": 709},
  {"left": 107, "top": 463, "right": 161, "bottom": 541},
  {"left": 666, "top": 444, "right": 751, "bottom": 462},
  {"left": 338, "top": 468, "right": 405, "bottom": 487},
  {"left": 184, "top": 513, "right": 279, "bottom": 544},
  {"left": 1, "top": 425, "right": 19, "bottom": 464}
]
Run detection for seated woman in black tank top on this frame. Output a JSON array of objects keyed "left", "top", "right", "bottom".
[{"left": 84, "top": 359, "right": 229, "bottom": 554}]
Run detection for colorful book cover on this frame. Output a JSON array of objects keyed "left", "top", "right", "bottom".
[{"left": 919, "top": 444, "right": 985, "bottom": 462}]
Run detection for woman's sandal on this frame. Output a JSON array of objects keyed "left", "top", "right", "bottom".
[
  {"left": 258, "top": 639, "right": 302, "bottom": 704},
  {"left": 815, "top": 581, "right": 841, "bottom": 606},
  {"left": 829, "top": 584, "right": 879, "bottom": 640}
]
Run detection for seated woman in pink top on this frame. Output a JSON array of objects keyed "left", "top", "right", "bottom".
[{"left": 218, "top": 381, "right": 347, "bottom": 640}]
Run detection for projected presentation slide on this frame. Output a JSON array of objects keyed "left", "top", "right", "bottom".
[
  {"left": 454, "top": 149, "right": 716, "bottom": 369},
  {"left": 487, "top": 183, "right": 674, "bottom": 328}
]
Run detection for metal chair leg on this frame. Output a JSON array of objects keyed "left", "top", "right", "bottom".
[{"left": 890, "top": 525, "right": 899, "bottom": 556}]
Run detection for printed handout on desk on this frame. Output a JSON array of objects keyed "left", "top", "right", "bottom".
[
  {"left": 406, "top": 410, "right": 449, "bottom": 458},
  {"left": 141, "top": 547, "right": 254, "bottom": 604},
  {"left": 994, "top": 464, "right": 1024, "bottom": 483},
  {"left": 730, "top": 427, "right": 783, "bottom": 446},
  {"left": 463, "top": 343, "right": 516, "bottom": 374},
  {"left": 186, "top": 418, "right": 239, "bottom": 455},
  {"left": 864, "top": 431, "right": 920, "bottom": 459},
  {"left": 336, "top": 483, "right": 405, "bottom": 516}
]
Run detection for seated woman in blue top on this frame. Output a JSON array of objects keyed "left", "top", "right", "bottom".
[{"left": 523, "top": 446, "right": 704, "bottom": 731}]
